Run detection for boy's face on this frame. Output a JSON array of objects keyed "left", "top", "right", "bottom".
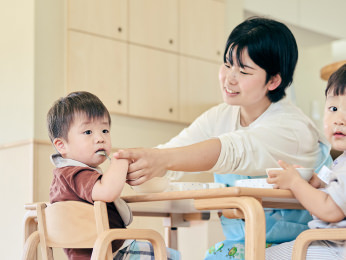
[
  {"left": 324, "top": 93, "right": 346, "bottom": 151},
  {"left": 55, "top": 113, "right": 111, "bottom": 168}
]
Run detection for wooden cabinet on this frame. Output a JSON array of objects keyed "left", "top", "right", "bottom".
[
  {"left": 68, "top": 0, "right": 127, "bottom": 40},
  {"left": 179, "top": 0, "right": 225, "bottom": 62},
  {"left": 129, "top": 0, "right": 178, "bottom": 52},
  {"left": 67, "top": 31, "right": 128, "bottom": 114},
  {"left": 128, "top": 45, "right": 179, "bottom": 121},
  {"left": 179, "top": 57, "right": 222, "bottom": 123},
  {"left": 66, "top": 0, "right": 226, "bottom": 123}
]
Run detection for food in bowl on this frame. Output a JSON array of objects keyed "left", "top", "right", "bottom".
[{"left": 266, "top": 167, "right": 314, "bottom": 181}]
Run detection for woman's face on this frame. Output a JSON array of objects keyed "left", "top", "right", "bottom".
[{"left": 219, "top": 47, "right": 277, "bottom": 111}]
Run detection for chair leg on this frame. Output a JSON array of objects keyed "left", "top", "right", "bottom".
[{"left": 22, "top": 231, "right": 40, "bottom": 260}]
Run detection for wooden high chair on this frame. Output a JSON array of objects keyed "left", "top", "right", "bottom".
[
  {"left": 292, "top": 228, "right": 346, "bottom": 259},
  {"left": 22, "top": 201, "right": 167, "bottom": 260}
]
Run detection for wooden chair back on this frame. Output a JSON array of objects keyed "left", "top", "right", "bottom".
[
  {"left": 37, "top": 201, "right": 112, "bottom": 260},
  {"left": 22, "top": 201, "right": 167, "bottom": 260},
  {"left": 292, "top": 228, "right": 346, "bottom": 259}
]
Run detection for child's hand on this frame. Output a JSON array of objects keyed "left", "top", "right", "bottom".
[
  {"left": 111, "top": 152, "right": 132, "bottom": 165},
  {"left": 308, "top": 173, "right": 324, "bottom": 188},
  {"left": 266, "top": 160, "right": 304, "bottom": 190}
]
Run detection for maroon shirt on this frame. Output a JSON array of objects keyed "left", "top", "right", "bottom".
[{"left": 50, "top": 166, "right": 125, "bottom": 260}]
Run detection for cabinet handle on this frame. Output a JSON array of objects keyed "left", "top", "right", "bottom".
[
  {"left": 118, "top": 27, "right": 122, "bottom": 33},
  {"left": 117, "top": 99, "right": 122, "bottom": 105},
  {"left": 169, "top": 108, "right": 173, "bottom": 113},
  {"left": 169, "top": 39, "right": 174, "bottom": 45}
]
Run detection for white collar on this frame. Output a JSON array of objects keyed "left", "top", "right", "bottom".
[{"left": 50, "top": 153, "right": 102, "bottom": 173}]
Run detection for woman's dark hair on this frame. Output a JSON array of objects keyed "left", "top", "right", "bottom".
[
  {"left": 224, "top": 17, "right": 298, "bottom": 102},
  {"left": 325, "top": 64, "right": 346, "bottom": 97},
  {"left": 47, "top": 91, "right": 111, "bottom": 142}
]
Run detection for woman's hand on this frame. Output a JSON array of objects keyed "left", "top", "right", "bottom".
[
  {"left": 266, "top": 160, "right": 304, "bottom": 189},
  {"left": 114, "top": 148, "right": 168, "bottom": 186}
]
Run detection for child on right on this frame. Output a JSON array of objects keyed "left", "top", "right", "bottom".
[{"left": 266, "top": 64, "right": 346, "bottom": 259}]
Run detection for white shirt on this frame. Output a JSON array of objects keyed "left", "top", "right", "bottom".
[
  {"left": 309, "top": 152, "right": 346, "bottom": 230},
  {"left": 158, "top": 99, "right": 330, "bottom": 179}
]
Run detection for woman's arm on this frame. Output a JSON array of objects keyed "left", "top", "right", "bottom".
[
  {"left": 116, "top": 138, "right": 221, "bottom": 185},
  {"left": 267, "top": 160, "right": 345, "bottom": 222},
  {"left": 92, "top": 157, "right": 129, "bottom": 202}
]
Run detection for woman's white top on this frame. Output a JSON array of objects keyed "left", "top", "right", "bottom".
[{"left": 158, "top": 98, "right": 330, "bottom": 179}]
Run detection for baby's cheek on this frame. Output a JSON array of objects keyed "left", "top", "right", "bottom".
[{"left": 323, "top": 124, "right": 331, "bottom": 135}]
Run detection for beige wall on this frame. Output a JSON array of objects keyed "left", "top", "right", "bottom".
[
  {"left": 0, "top": 142, "right": 34, "bottom": 259},
  {"left": 295, "top": 44, "right": 334, "bottom": 130},
  {"left": 34, "top": 0, "right": 66, "bottom": 141},
  {"left": 0, "top": 0, "right": 35, "bottom": 145}
]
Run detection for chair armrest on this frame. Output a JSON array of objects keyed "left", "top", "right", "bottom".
[
  {"left": 91, "top": 229, "right": 167, "bottom": 260},
  {"left": 292, "top": 228, "right": 346, "bottom": 259}
]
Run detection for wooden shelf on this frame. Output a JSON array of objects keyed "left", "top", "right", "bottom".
[{"left": 320, "top": 60, "right": 346, "bottom": 81}]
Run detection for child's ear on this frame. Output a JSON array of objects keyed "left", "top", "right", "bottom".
[
  {"left": 267, "top": 74, "right": 282, "bottom": 91},
  {"left": 53, "top": 138, "right": 67, "bottom": 156}
]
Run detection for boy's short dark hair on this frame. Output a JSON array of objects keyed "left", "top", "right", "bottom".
[
  {"left": 325, "top": 64, "right": 346, "bottom": 96},
  {"left": 224, "top": 17, "right": 298, "bottom": 102},
  {"left": 47, "top": 91, "right": 111, "bottom": 142}
]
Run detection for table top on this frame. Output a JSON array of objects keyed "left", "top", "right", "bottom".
[
  {"left": 122, "top": 187, "right": 304, "bottom": 211},
  {"left": 24, "top": 187, "right": 303, "bottom": 212}
]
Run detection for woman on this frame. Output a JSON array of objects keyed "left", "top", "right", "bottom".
[{"left": 116, "top": 17, "right": 332, "bottom": 259}]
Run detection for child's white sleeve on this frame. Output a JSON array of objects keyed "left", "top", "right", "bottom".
[{"left": 317, "top": 165, "right": 333, "bottom": 184}]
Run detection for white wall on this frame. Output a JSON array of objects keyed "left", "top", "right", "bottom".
[
  {"left": 0, "top": 143, "right": 34, "bottom": 260},
  {"left": 295, "top": 44, "right": 334, "bottom": 130}
]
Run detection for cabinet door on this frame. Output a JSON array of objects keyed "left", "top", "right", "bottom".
[
  {"left": 180, "top": 0, "right": 225, "bottom": 62},
  {"left": 68, "top": 31, "right": 128, "bottom": 114},
  {"left": 68, "top": 0, "right": 127, "bottom": 40},
  {"left": 179, "top": 57, "right": 222, "bottom": 123},
  {"left": 129, "top": 45, "right": 178, "bottom": 121},
  {"left": 129, "top": 0, "right": 178, "bottom": 52}
]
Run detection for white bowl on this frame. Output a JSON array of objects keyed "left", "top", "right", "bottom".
[
  {"left": 266, "top": 167, "right": 314, "bottom": 181},
  {"left": 131, "top": 177, "right": 170, "bottom": 193}
]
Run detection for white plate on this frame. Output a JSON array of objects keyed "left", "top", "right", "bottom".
[
  {"left": 234, "top": 178, "right": 274, "bottom": 189},
  {"left": 167, "top": 182, "right": 226, "bottom": 191}
]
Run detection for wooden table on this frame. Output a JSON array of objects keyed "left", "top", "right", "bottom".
[
  {"left": 24, "top": 187, "right": 303, "bottom": 260},
  {"left": 123, "top": 187, "right": 303, "bottom": 260}
]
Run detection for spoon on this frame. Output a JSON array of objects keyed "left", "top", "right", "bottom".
[{"left": 96, "top": 150, "right": 111, "bottom": 161}]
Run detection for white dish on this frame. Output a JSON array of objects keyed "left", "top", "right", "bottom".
[
  {"left": 266, "top": 167, "right": 314, "bottom": 181},
  {"left": 234, "top": 178, "right": 274, "bottom": 189},
  {"left": 167, "top": 182, "right": 226, "bottom": 191}
]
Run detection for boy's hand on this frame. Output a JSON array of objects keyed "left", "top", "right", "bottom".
[
  {"left": 111, "top": 152, "right": 132, "bottom": 165},
  {"left": 308, "top": 173, "right": 324, "bottom": 188},
  {"left": 266, "top": 160, "right": 304, "bottom": 190}
]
